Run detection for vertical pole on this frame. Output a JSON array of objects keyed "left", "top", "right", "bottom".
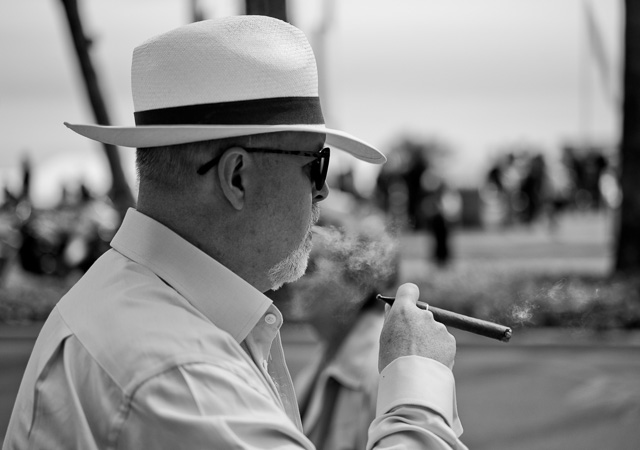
[
  {"left": 245, "top": 0, "right": 287, "bottom": 22},
  {"left": 615, "top": 0, "right": 640, "bottom": 271},
  {"left": 59, "top": 0, "right": 135, "bottom": 219}
]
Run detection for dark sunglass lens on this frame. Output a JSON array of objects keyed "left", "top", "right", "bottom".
[
  {"left": 315, "top": 149, "right": 329, "bottom": 189},
  {"left": 309, "top": 159, "right": 321, "bottom": 190}
]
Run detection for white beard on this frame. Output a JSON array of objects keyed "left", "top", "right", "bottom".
[{"left": 268, "top": 204, "right": 320, "bottom": 290}]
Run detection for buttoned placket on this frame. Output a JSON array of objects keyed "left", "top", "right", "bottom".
[
  {"left": 241, "top": 305, "right": 303, "bottom": 430},
  {"left": 241, "top": 310, "right": 280, "bottom": 393},
  {"left": 250, "top": 309, "right": 280, "bottom": 368}
]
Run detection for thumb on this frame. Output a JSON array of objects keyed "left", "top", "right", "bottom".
[{"left": 393, "top": 283, "right": 420, "bottom": 309}]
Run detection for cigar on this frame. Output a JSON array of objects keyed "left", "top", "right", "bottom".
[{"left": 376, "top": 295, "right": 512, "bottom": 342}]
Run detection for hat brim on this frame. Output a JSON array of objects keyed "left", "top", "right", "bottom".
[{"left": 64, "top": 123, "right": 386, "bottom": 164}]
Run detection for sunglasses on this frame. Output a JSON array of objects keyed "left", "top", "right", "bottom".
[{"left": 196, "top": 147, "right": 330, "bottom": 190}]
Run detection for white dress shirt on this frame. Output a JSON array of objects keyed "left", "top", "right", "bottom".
[{"left": 3, "top": 209, "right": 466, "bottom": 449}]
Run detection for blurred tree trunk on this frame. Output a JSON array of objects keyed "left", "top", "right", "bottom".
[
  {"left": 59, "top": 0, "right": 135, "bottom": 219},
  {"left": 245, "top": 0, "right": 287, "bottom": 22},
  {"left": 189, "top": 0, "right": 205, "bottom": 22},
  {"left": 615, "top": 0, "right": 640, "bottom": 273}
]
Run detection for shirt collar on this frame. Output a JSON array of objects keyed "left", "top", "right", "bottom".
[{"left": 110, "top": 208, "right": 272, "bottom": 343}]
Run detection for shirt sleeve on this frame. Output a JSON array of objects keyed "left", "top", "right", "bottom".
[
  {"left": 116, "top": 357, "right": 467, "bottom": 450},
  {"left": 367, "top": 356, "right": 469, "bottom": 450},
  {"left": 117, "top": 362, "right": 315, "bottom": 449}
]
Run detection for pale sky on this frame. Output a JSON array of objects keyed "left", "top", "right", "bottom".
[{"left": 0, "top": 0, "right": 623, "bottom": 206}]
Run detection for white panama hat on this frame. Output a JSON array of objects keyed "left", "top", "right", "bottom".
[{"left": 65, "top": 15, "right": 386, "bottom": 164}]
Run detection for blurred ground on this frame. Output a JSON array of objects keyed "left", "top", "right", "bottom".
[
  {"left": 2, "top": 210, "right": 640, "bottom": 449},
  {"left": 399, "top": 209, "right": 613, "bottom": 279},
  {"left": 454, "top": 341, "right": 640, "bottom": 449}
]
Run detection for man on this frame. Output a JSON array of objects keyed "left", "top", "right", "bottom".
[{"left": 4, "top": 16, "right": 466, "bottom": 449}]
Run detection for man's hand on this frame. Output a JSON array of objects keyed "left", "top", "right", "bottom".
[{"left": 379, "top": 283, "right": 456, "bottom": 372}]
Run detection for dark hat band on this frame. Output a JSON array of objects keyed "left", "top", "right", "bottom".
[{"left": 134, "top": 96, "right": 324, "bottom": 126}]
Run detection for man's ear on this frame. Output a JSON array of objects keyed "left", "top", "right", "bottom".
[{"left": 218, "top": 147, "right": 249, "bottom": 210}]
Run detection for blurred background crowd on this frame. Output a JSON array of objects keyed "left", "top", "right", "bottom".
[
  {"left": 0, "top": 134, "right": 619, "bottom": 284},
  {"left": 0, "top": 156, "right": 119, "bottom": 282}
]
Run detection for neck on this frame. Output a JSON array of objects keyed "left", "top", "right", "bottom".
[{"left": 137, "top": 190, "right": 271, "bottom": 291}]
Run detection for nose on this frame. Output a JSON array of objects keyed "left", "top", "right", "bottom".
[{"left": 312, "top": 181, "right": 329, "bottom": 202}]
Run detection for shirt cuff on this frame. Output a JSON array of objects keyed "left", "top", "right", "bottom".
[{"left": 377, "top": 355, "right": 463, "bottom": 436}]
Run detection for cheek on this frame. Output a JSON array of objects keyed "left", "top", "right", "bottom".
[
  {"left": 256, "top": 168, "right": 314, "bottom": 249},
  {"left": 279, "top": 187, "right": 313, "bottom": 235}
]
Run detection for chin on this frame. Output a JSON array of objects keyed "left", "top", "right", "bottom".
[
  {"left": 267, "top": 248, "right": 311, "bottom": 290},
  {"left": 268, "top": 213, "right": 316, "bottom": 290},
  {"left": 269, "top": 260, "right": 308, "bottom": 291}
]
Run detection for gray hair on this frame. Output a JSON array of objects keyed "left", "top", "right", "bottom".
[
  {"left": 136, "top": 141, "right": 213, "bottom": 190},
  {"left": 135, "top": 132, "right": 308, "bottom": 190}
]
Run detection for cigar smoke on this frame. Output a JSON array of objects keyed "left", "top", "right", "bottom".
[
  {"left": 490, "top": 277, "right": 601, "bottom": 329},
  {"left": 509, "top": 301, "right": 536, "bottom": 325},
  {"left": 311, "top": 223, "right": 400, "bottom": 293}
]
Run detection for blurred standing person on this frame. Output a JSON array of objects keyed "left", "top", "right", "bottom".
[
  {"left": 586, "top": 152, "right": 609, "bottom": 210},
  {"left": 18, "top": 155, "right": 32, "bottom": 203},
  {"left": 4, "top": 16, "right": 466, "bottom": 450},
  {"left": 500, "top": 152, "right": 520, "bottom": 226},
  {"left": 519, "top": 153, "right": 548, "bottom": 225},
  {"left": 481, "top": 152, "right": 519, "bottom": 228},
  {"left": 403, "top": 147, "right": 428, "bottom": 230},
  {"left": 420, "top": 170, "right": 461, "bottom": 267},
  {"left": 485, "top": 161, "right": 504, "bottom": 193},
  {"left": 373, "top": 151, "right": 410, "bottom": 229},
  {"left": 280, "top": 224, "right": 400, "bottom": 450},
  {"left": 482, "top": 157, "right": 507, "bottom": 228}
]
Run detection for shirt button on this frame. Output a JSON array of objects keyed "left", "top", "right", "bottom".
[{"left": 264, "top": 314, "right": 277, "bottom": 325}]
